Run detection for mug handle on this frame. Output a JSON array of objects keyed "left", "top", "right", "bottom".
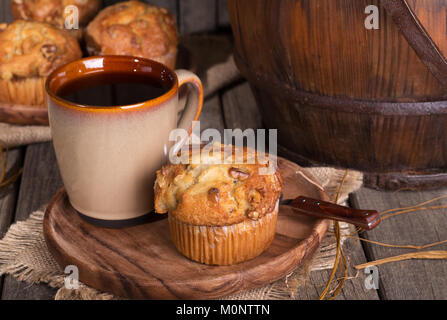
[{"left": 172, "top": 70, "right": 204, "bottom": 152}]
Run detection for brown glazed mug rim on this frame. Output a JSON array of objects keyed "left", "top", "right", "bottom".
[{"left": 45, "top": 55, "right": 179, "bottom": 112}]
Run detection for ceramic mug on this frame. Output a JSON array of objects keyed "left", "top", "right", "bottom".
[{"left": 46, "top": 56, "right": 203, "bottom": 226}]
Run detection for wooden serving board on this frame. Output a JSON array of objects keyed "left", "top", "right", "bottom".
[
  {"left": 0, "top": 103, "right": 49, "bottom": 126},
  {"left": 43, "top": 157, "right": 329, "bottom": 299}
]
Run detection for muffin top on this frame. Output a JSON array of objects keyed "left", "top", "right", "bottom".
[
  {"left": 0, "top": 20, "right": 82, "bottom": 80},
  {"left": 85, "top": 1, "right": 178, "bottom": 60},
  {"left": 154, "top": 144, "right": 283, "bottom": 226},
  {"left": 11, "top": 0, "right": 102, "bottom": 29}
]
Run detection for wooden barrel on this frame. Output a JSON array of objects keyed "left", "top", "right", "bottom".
[{"left": 227, "top": 0, "right": 447, "bottom": 189}]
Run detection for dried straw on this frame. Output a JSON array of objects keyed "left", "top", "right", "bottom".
[
  {"left": 0, "top": 144, "right": 22, "bottom": 187},
  {"left": 355, "top": 251, "right": 447, "bottom": 270},
  {"left": 345, "top": 236, "right": 447, "bottom": 250},
  {"left": 318, "top": 169, "right": 349, "bottom": 300},
  {"left": 319, "top": 173, "right": 447, "bottom": 298}
]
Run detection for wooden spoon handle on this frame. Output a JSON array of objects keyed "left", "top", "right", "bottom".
[{"left": 287, "top": 196, "right": 381, "bottom": 230}]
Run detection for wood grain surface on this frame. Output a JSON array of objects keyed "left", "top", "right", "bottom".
[
  {"left": 1, "top": 1, "right": 443, "bottom": 300},
  {"left": 0, "top": 104, "right": 49, "bottom": 126},
  {"left": 221, "top": 83, "right": 380, "bottom": 300},
  {"left": 0, "top": 87, "right": 391, "bottom": 300},
  {"left": 179, "top": 0, "right": 217, "bottom": 34},
  {"left": 44, "top": 158, "right": 329, "bottom": 299},
  {"left": 0, "top": 148, "right": 24, "bottom": 297},
  {"left": 199, "top": 95, "right": 225, "bottom": 135},
  {"left": 351, "top": 187, "right": 447, "bottom": 299},
  {"left": 227, "top": 0, "right": 447, "bottom": 182},
  {"left": 0, "top": 1, "right": 13, "bottom": 23},
  {"left": 228, "top": 0, "right": 446, "bottom": 100},
  {"left": 145, "top": 0, "right": 178, "bottom": 17},
  {"left": 1, "top": 143, "right": 61, "bottom": 300},
  {"left": 217, "top": 0, "right": 230, "bottom": 27}
]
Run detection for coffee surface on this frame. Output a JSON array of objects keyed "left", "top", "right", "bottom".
[{"left": 57, "top": 72, "right": 169, "bottom": 107}]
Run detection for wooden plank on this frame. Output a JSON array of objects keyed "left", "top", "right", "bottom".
[
  {"left": 102, "top": 0, "right": 123, "bottom": 7},
  {"left": 0, "top": 148, "right": 24, "bottom": 237},
  {"left": 199, "top": 95, "right": 225, "bottom": 135},
  {"left": 1, "top": 0, "right": 13, "bottom": 23},
  {"left": 179, "top": 0, "right": 217, "bottom": 34},
  {"left": 14, "top": 143, "right": 63, "bottom": 219},
  {"left": 221, "top": 81, "right": 378, "bottom": 300},
  {"left": 222, "top": 82, "right": 263, "bottom": 130},
  {"left": 2, "top": 279, "right": 59, "bottom": 300},
  {"left": 2, "top": 143, "right": 62, "bottom": 300},
  {"left": 350, "top": 187, "right": 447, "bottom": 300},
  {"left": 144, "top": 0, "right": 178, "bottom": 17},
  {"left": 294, "top": 237, "right": 380, "bottom": 300},
  {"left": 217, "top": 0, "right": 230, "bottom": 27},
  {"left": 0, "top": 148, "right": 25, "bottom": 296}
]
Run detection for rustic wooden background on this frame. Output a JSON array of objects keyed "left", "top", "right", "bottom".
[
  {"left": 0, "top": 0, "right": 446, "bottom": 301},
  {"left": 0, "top": 0, "right": 231, "bottom": 34}
]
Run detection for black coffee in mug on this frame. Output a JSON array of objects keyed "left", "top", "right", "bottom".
[{"left": 57, "top": 72, "right": 169, "bottom": 107}]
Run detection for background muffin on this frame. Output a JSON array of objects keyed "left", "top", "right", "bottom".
[
  {"left": 0, "top": 20, "right": 82, "bottom": 106},
  {"left": 85, "top": 1, "right": 178, "bottom": 69},
  {"left": 155, "top": 145, "right": 282, "bottom": 265},
  {"left": 11, "top": 0, "right": 102, "bottom": 39}
]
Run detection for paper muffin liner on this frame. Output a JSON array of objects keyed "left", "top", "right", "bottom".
[
  {"left": 0, "top": 77, "right": 47, "bottom": 107},
  {"left": 168, "top": 203, "right": 279, "bottom": 266}
]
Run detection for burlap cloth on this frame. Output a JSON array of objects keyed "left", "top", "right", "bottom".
[{"left": 0, "top": 35, "right": 364, "bottom": 299}]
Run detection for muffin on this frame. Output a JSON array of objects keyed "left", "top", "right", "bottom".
[
  {"left": 85, "top": 1, "right": 178, "bottom": 69},
  {"left": 11, "top": 0, "right": 102, "bottom": 39},
  {"left": 0, "top": 20, "right": 82, "bottom": 106},
  {"left": 154, "top": 144, "right": 282, "bottom": 265}
]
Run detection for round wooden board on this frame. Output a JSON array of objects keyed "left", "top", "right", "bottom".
[
  {"left": 43, "top": 157, "right": 329, "bottom": 299},
  {"left": 0, "top": 45, "right": 194, "bottom": 126},
  {"left": 0, "top": 104, "right": 49, "bottom": 126}
]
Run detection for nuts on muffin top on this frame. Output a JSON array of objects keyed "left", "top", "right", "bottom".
[
  {"left": 11, "top": 0, "right": 102, "bottom": 30},
  {"left": 154, "top": 145, "right": 282, "bottom": 226},
  {"left": 0, "top": 20, "right": 82, "bottom": 80},
  {"left": 85, "top": 1, "right": 178, "bottom": 61}
]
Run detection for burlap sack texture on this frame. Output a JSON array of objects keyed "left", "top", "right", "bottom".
[{"left": 0, "top": 167, "right": 363, "bottom": 300}]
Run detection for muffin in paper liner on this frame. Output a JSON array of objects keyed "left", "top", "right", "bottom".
[
  {"left": 168, "top": 201, "right": 279, "bottom": 266},
  {"left": 0, "top": 21, "right": 82, "bottom": 107},
  {"left": 155, "top": 144, "right": 283, "bottom": 265},
  {"left": 0, "top": 77, "right": 47, "bottom": 107}
]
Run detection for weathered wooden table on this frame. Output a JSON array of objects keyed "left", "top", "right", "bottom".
[
  {"left": 0, "top": 81, "right": 446, "bottom": 300},
  {"left": 0, "top": 0, "right": 446, "bottom": 300}
]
